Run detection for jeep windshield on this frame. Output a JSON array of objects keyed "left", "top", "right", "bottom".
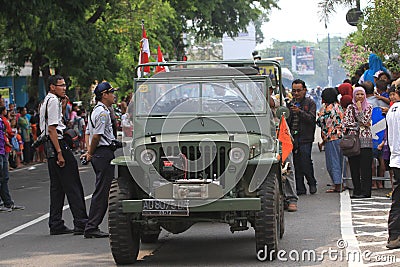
[{"left": 136, "top": 80, "right": 266, "bottom": 116}]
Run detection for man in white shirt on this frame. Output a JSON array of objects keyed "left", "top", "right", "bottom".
[
  {"left": 386, "top": 88, "right": 400, "bottom": 249},
  {"left": 40, "top": 75, "right": 88, "bottom": 235}
]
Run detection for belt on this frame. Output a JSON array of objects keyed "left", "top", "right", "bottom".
[{"left": 97, "top": 145, "right": 111, "bottom": 149}]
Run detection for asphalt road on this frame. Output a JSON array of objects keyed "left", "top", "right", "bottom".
[{"left": 0, "top": 143, "right": 393, "bottom": 266}]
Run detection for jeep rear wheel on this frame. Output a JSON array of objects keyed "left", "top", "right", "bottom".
[
  {"left": 109, "top": 178, "right": 141, "bottom": 265},
  {"left": 254, "top": 168, "right": 280, "bottom": 261}
]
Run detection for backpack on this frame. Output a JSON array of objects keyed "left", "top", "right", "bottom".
[
  {"left": 11, "top": 136, "right": 20, "bottom": 152},
  {"left": 63, "top": 128, "right": 79, "bottom": 149}
]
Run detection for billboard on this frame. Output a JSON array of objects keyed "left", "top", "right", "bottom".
[
  {"left": 223, "top": 23, "right": 256, "bottom": 60},
  {"left": 291, "top": 46, "right": 315, "bottom": 75},
  {"left": 0, "top": 87, "right": 11, "bottom": 108}
]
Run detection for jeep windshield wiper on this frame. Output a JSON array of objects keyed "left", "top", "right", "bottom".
[{"left": 231, "top": 79, "right": 252, "bottom": 107}]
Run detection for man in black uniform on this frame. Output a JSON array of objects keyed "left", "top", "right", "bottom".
[
  {"left": 40, "top": 75, "right": 88, "bottom": 235},
  {"left": 82, "top": 82, "right": 118, "bottom": 238}
]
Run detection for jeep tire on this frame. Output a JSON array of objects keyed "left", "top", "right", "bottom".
[
  {"left": 109, "top": 177, "right": 141, "bottom": 264},
  {"left": 254, "top": 167, "right": 280, "bottom": 261}
]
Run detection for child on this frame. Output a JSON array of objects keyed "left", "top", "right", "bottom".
[{"left": 10, "top": 118, "right": 23, "bottom": 168}]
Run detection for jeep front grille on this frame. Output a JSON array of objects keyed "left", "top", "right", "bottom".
[{"left": 157, "top": 143, "right": 230, "bottom": 180}]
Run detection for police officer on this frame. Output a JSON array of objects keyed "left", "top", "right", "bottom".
[
  {"left": 40, "top": 75, "right": 88, "bottom": 235},
  {"left": 81, "top": 82, "right": 117, "bottom": 238}
]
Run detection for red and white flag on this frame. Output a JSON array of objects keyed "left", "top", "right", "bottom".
[
  {"left": 155, "top": 45, "right": 169, "bottom": 73},
  {"left": 138, "top": 22, "right": 150, "bottom": 77}
]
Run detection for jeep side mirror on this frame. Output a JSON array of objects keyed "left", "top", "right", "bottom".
[{"left": 276, "top": 106, "right": 290, "bottom": 119}]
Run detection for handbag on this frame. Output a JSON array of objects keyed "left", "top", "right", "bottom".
[
  {"left": 340, "top": 132, "right": 360, "bottom": 157},
  {"left": 340, "top": 105, "right": 361, "bottom": 157}
]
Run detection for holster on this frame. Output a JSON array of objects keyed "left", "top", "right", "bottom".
[{"left": 44, "top": 139, "right": 56, "bottom": 158}]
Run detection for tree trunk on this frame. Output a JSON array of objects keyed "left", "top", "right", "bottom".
[
  {"left": 30, "top": 51, "right": 41, "bottom": 99},
  {"left": 41, "top": 57, "right": 50, "bottom": 93}
]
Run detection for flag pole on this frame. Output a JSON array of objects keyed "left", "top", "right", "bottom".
[{"left": 138, "top": 19, "right": 145, "bottom": 78}]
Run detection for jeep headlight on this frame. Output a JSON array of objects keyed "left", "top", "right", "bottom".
[
  {"left": 260, "top": 138, "right": 274, "bottom": 153},
  {"left": 140, "top": 149, "right": 156, "bottom": 165},
  {"left": 229, "top": 147, "right": 245, "bottom": 164}
]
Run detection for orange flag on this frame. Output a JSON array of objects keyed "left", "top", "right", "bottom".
[{"left": 277, "top": 116, "right": 293, "bottom": 162}]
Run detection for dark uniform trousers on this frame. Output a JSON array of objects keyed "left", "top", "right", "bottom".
[
  {"left": 85, "top": 146, "right": 115, "bottom": 232},
  {"left": 48, "top": 139, "right": 88, "bottom": 230},
  {"left": 389, "top": 168, "right": 400, "bottom": 240}
]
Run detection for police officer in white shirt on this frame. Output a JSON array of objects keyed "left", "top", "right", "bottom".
[
  {"left": 386, "top": 89, "right": 400, "bottom": 249},
  {"left": 40, "top": 75, "right": 88, "bottom": 235},
  {"left": 81, "top": 82, "right": 118, "bottom": 238}
]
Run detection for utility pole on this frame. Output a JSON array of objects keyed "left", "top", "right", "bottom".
[{"left": 327, "top": 33, "right": 332, "bottom": 87}]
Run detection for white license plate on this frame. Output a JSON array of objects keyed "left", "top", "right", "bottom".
[{"left": 142, "top": 199, "right": 189, "bottom": 216}]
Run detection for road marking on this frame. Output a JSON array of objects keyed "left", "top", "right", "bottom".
[
  {"left": 353, "top": 215, "right": 388, "bottom": 220},
  {"left": 358, "top": 241, "right": 388, "bottom": 247},
  {"left": 352, "top": 208, "right": 390, "bottom": 213},
  {"left": 340, "top": 190, "right": 366, "bottom": 266},
  {"left": 10, "top": 163, "right": 43, "bottom": 173},
  {"left": 354, "top": 231, "right": 388, "bottom": 237},
  {"left": 0, "top": 195, "right": 92, "bottom": 240}
]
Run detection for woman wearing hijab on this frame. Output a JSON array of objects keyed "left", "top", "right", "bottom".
[
  {"left": 338, "top": 83, "right": 353, "bottom": 97},
  {"left": 317, "top": 88, "right": 345, "bottom": 192},
  {"left": 361, "top": 53, "right": 389, "bottom": 85},
  {"left": 342, "top": 87, "right": 373, "bottom": 198}
]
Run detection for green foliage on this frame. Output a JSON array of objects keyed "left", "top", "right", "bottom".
[
  {"left": 0, "top": 0, "right": 278, "bottom": 107},
  {"left": 385, "top": 54, "right": 400, "bottom": 74},
  {"left": 335, "top": 0, "right": 400, "bottom": 77},
  {"left": 318, "top": 0, "right": 355, "bottom": 27},
  {"left": 362, "top": 1, "right": 400, "bottom": 56},
  {"left": 170, "top": 0, "right": 278, "bottom": 40},
  {"left": 338, "top": 32, "right": 370, "bottom": 77}
]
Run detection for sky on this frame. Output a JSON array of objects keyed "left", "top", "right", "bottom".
[{"left": 258, "top": 0, "right": 366, "bottom": 48}]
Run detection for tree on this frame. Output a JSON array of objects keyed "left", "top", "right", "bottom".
[
  {"left": 362, "top": 0, "right": 400, "bottom": 56},
  {"left": 338, "top": 32, "right": 370, "bottom": 77},
  {"left": 0, "top": 0, "right": 279, "bottom": 103},
  {"left": 318, "top": 0, "right": 356, "bottom": 27},
  {"left": 0, "top": 0, "right": 123, "bottom": 98},
  {"left": 169, "top": 0, "right": 279, "bottom": 57}
]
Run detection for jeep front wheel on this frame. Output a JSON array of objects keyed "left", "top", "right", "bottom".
[
  {"left": 254, "top": 167, "right": 280, "bottom": 261},
  {"left": 109, "top": 178, "right": 141, "bottom": 265}
]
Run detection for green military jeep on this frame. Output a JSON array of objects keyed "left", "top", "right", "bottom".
[{"left": 109, "top": 60, "right": 287, "bottom": 264}]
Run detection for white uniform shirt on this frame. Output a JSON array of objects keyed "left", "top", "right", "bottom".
[
  {"left": 387, "top": 101, "right": 400, "bottom": 168},
  {"left": 86, "top": 102, "right": 115, "bottom": 146},
  {"left": 39, "top": 93, "right": 65, "bottom": 139}
]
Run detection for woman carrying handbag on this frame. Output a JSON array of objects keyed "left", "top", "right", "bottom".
[{"left": 342, "top": 87, "right": 373, "bottom": 199}]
